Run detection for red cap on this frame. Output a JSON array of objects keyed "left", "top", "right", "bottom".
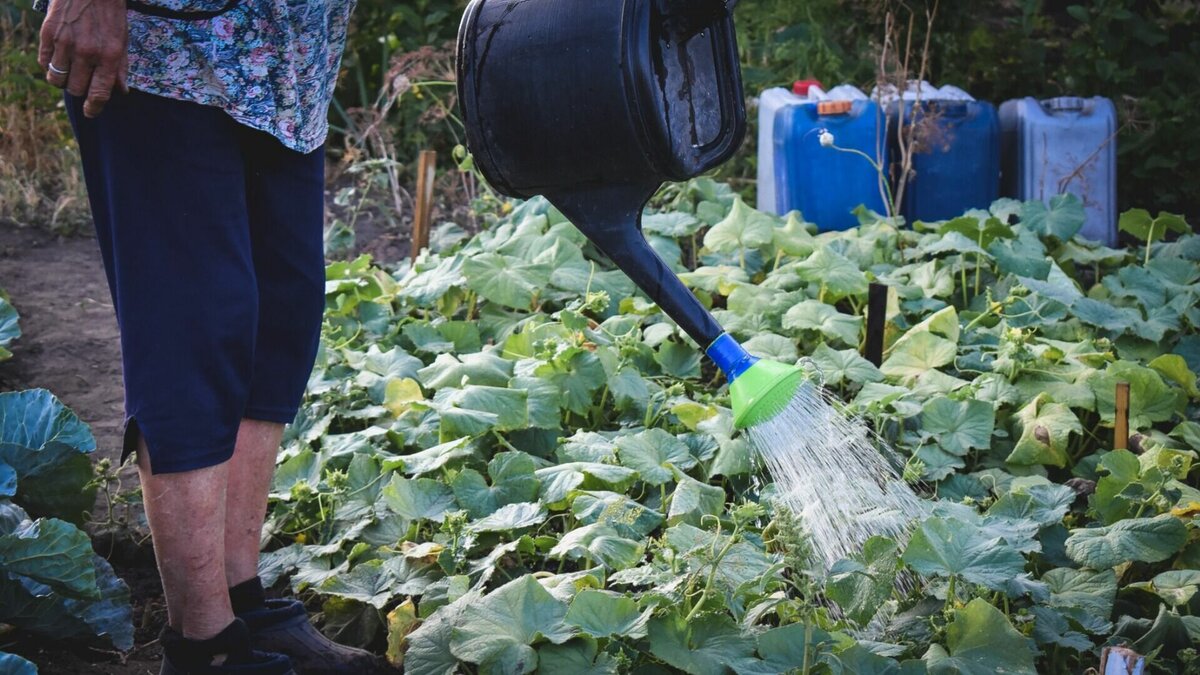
[{"left": 793, "top": 79, "right": 824, "bottom": 96}]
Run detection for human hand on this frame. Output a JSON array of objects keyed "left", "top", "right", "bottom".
[{"left": 38, "top": 0, "right": 129, "bottom": 118}]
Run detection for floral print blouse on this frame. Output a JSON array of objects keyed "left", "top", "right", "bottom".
[{"left": 37, "top": 0, "right": 356, "bottom": 152}]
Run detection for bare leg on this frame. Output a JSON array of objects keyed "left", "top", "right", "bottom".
[
  {"left": 137, "top": 441, "right": 234, "bottom": 639},
  {"left": 224, "top": 419, "right": 285, "bottom": 588}
]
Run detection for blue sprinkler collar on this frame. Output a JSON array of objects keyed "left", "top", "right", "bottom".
[{"left": 705, "top": 333, "right": 759, "bottom": 381}]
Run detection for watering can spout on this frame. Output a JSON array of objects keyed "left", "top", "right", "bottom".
[
  {"left": 706, "top": 333, "right": 757, "bottom": 379},
  {"left": 551, "top": 185, "right": 724, "bottom": 349}
]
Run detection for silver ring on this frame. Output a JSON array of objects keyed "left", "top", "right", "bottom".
[{"left": 48, "top": 62, "right": 68, "bottom": 75}]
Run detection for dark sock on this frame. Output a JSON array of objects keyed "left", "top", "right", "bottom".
[
  {"left": 161, "top": 618, "right": 253, "bottom": 668},
  {"left": 230, "top": 576, "right": 267, "bottom": 614}
]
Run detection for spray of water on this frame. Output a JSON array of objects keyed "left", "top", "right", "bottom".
[{"left": 747, "top": 379, "right": 927, "bottom": 571}]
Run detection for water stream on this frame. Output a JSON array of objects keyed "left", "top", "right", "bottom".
[{"left": 746, "top": 381, "right": 928, "bottom": 571}]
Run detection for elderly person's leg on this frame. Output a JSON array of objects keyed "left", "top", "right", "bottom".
[
  {"left": 137, "top": 443, "right": 234, "bottom": 638},
  {"left": 224, "top": 420, "right": 284, "bottom": 590},
  {"left": 66, "top": 90, "right": 295, "bottom": 673},
  {"left": 217, "top": 127, "right": 392, "bottom": 674}
]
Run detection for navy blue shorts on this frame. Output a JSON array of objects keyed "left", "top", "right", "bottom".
[{"left": 66, "top": 90, "right": 326, "bottom": 474}]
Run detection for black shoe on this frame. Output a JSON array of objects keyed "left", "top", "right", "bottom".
[
  {"left": 239, "top": 599, "right": 394, "bottom": 675},
  {"left": 160, "top": 619, "right": 295, "bottom": 675}
]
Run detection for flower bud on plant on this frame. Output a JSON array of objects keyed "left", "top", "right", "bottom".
[{"left": 818, "top": 129, "right": 834, "bottom": 147}]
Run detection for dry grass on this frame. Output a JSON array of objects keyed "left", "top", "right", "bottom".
[{"left": 0, "top": 12, "right": 91, "bottom": 233}]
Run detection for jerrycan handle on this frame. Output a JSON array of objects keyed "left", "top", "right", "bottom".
[{"left": 1043, "top": 96, "right": 1089, "bottom": 114}]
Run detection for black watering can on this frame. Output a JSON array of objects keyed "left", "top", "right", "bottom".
[{"left": 457, "top": 0, "right": 746, "bottom": 350}]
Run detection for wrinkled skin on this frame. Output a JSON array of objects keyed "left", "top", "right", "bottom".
[{"left": 38, "top": 0, "right": 128, "bottom": 118}]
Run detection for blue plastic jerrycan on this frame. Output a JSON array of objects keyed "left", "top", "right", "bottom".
[
  {"left": 756, "top": 81, "right": 824, "bottom": 214},
  {"left": 999, "top": 96, "right": 1118, "bottom": 245},
  {"left": 774, "top": 98, "right": 888, "bottom": 231},
  {"left": 895, "top": 99, "right": 1000, "bottom": 223}
]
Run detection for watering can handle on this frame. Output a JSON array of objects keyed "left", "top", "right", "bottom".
[
  {"left": 552, "top": 186, "right": 725, "bottom": 349},
  {"left": 659, "top": 0, "right": 740, "bottom": 40}
]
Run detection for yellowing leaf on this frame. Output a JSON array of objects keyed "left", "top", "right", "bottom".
[
  {"left": 384, "top": 377, "right": 425, "bottom": 416},
  {"left": 386, "top": 598, "right": 420, "bottom": 667}
]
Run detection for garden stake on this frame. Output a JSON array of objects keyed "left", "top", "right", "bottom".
[
  {"left": 864, "top": 282, "right": 888, "bottom": 367},
  {"left": 1114, "top": 381, "right": 1130, "bottom": 450},
  {"left": 411, "top": 149, "right": 436, "bottom": 261}
]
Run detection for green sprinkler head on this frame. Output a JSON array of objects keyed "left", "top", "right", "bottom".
[{"left": 706, "top": 333, "right": 807, "bottom": 429}]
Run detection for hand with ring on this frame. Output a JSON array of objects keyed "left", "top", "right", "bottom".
[{"left": 38, "top": 0, "right": 129, "bottom": 118}]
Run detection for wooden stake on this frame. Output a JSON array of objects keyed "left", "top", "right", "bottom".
[
  {"left": 864, "top": 282, "right": 888, "bottom": 367},
  {"left": 412, "top": 149, "right": 437, "bottom": 261},
  {"left": 1114, "top": 381, "right": 1130, "bottom": 451}
]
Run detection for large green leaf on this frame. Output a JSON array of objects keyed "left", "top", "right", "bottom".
[
  {"left": 1089, "top": 361, "right": 1185, "bottom": 429},
  {"left": 1118, "top": 208, "right": 1190, "bottom": 243},
  {"left": 986, "top": 484, "right": 1075, "bottom": 527},
  {"left": 320, "top": 557, "right": 437, "bottom": 608},
  {"left": 741, "top": 333, "right": 799, "bottom": 363},
  {"left": 535, "top": 349, "right": 608, "bottom": 415},
  {"left": 881, "top": 332, "right": 957, "bottom": 380},
  {"left": 534, "top": 462, "right": 639, "bottom": 505},
  {"left": 647, "top": 612, "right": 755, "bottom": 675},
  {"left": 432, "top": 385, "right": 530, "bottom": 438},
  {"left": 1022, "top": 194, "right": 1085, "bottom": 241},
  {"left": 0, "top": 512, "right": 97, "bottom": 597},
  {"left": 1128, "top": 569, "right": 1200, "bottom": 607},
  {"left": 405, "top": 591, "right": 481, "bottom": 675},
  {"left": 0, "top": 295, "right": 19, "bottom": 361},
  {"left": 902, "top": 517, "right": 1026, "bottom": 591},
  {"left": 772, "top": 212, "right": 818, "bottom": 257},
  {"left": 782, "top": 300, "right": 863, "bottom": 346},
  {"left": 919, "top": 397, "right": 995, "bottom": 456},
  {"left": 667, "top": 475, "right": 726, "bottom": 526},
  {"left": 795, "top": 248, "right": 869, "bottom": 299},
  {"left": 664, "top": 524, "right": 778, "bottom": 592},
  {"left": 0, "top": 390, "right": 97, "bottom": 523},
  {"left": 703, "top": 198, "right": 776, "bottom": 254},
  {"left": 449, "top": 575, "right": 576, "bottom": 674},
  {"left": 0, "top": 653, "right": 35, "bottom": 674},
  {"left": 924, "top": 598, "right": 1037, "bottom": 674},
  {"left": 393, "top": 437, "right": 474, "bottom": 476},
  {"left": 382, "top": 475, "right": 457, "bottom": 524},
  {"left": 615, "top": 428, "right": 696, "bottom": 486},
  {"left": 1005, "top": 394, "right": 1080, "bottom": 467},
  {"left": 826, "top": 537, "right": 900, "bottom": 625},
  {"left": 0, "top": 553, "right": 134, "bottom": 650},
  {"left": 451, "top": 452, "right": 540, "bottom": 519},
  {"left": 537, "top": 639, "right": 619, "bottom": 675},
  {"left": 809, "top": 343, "right": 883, "bottom": 387},
  {"left": 1089, "top": 450, "right": 1142, "bottom": 525},
  {"left": 418, "top": 350, "right": 512, "bottom": 389},
  {"left": 564, "top": 589, "right": 650, "bottom": 639},
  {"left": 571, "top": 491, "right": 663, "bottom": 539},
  {"left": 1065, "top": 515, "right": 1188, "bottom": 569},
  {"left": 549, "top": 523, "right": 644, "bottom": 570},
  {"left": 468, "top": 502, "right": 548, "bottom": 533},
  {"left": 462, "top": 252, "right": 551, "bottom": 309}
]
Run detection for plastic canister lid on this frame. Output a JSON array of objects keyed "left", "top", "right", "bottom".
[
  {"left": 793, "top": 79, "right": 824, "bottom": 96},
  {"left": 818, "top": 100, "right": 853, "bottom": 115}
]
